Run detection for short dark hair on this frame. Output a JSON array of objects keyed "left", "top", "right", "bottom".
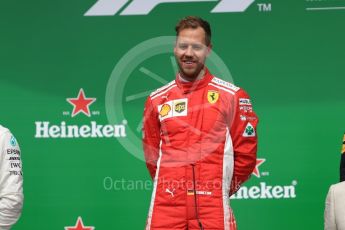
[{"left": 175, "top": 16, "right": 212, "bottom": 46}]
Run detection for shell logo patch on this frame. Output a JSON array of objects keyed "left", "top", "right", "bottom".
[
  {"left": 159, "top": 104, "right": 171, "bottom": 117},
  {"left": 158, "top": 98, "right": 188, "bottom": 121}
]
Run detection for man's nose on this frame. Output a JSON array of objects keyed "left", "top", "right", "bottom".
[{"left": 185, "top": 45, "right": 194, "bottom": 56}]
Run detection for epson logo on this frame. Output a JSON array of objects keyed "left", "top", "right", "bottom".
[{"left": 84, "top": 0, "right": 255, "bottom": 16}]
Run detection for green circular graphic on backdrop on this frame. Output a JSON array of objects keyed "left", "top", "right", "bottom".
[{"left": 105, "top": 36, "right": 233, "bottom": 161}]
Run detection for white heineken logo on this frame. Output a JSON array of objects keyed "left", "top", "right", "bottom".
[
  {"left": 34, "top": 89, "right": 128, "bottom": 139},
  {"left": 35, "top": 121, "right": 127, "bottom": 138},
  {"left": 231, "top": 181, "right": 297, "bottom": 200},
  {"left": 239, "top": 158, "right": 298, "bottom": 200},
  {"left": 85, "top": 0, "right": 255, "bottom": 16}
]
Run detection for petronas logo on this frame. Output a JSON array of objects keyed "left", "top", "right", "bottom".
[{"left": 10, "top": 136, "right": 17, "bottom": 147}]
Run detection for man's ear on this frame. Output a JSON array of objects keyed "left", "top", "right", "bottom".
[{"left": 206, "top": 44, "right": 213, "bottom": 56}]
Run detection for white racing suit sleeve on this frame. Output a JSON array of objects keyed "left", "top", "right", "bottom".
[
  {"left": 324, "top": 185, "right": 336, "bottom": 230},
  {"left": 0, "top": 131, "right": 23, "bottom": 230}
]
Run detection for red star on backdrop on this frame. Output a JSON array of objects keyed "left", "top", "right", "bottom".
[
  {"left": 67, "top": 89, "right": 96, "bottom": 117},
  {"left": 252, "top": 158, "right": 266, "bottom": 178},
  {"left": 65, "top": 217, "right": 94, "bottom": 230}
]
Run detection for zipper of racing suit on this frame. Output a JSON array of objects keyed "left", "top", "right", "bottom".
[
  {"left": 191, "top": 77, "right": 207, "bottom": 230},
  {"left": 192, "top": 164, "right": 204, "bottom": 230}
]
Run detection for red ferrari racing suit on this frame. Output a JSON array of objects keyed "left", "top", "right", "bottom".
[{"left": 143, "top": 68, "right": 258, "bottom": 230}]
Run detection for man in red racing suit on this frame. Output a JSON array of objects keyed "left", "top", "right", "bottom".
[{"left": 143, "top": 16, "right": 258, "bottom": 230}]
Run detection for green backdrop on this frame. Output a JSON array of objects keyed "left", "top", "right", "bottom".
[{"left": 1, "top": 0, "right": 345, "bottom": 229}]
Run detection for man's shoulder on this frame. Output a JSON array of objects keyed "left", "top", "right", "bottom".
[
  {"left": 0, "top": 125, "right": 12, "bottom": 149},
  {"left": 0, "top": 125, "right": 10, "bottom": 137},
  {"left": 209, "top": 76, "right": 242, "bottom": 95},
  {"left": 331, "top": 181, "right": 345, "bottom": 192},
  {"left": 149, "top": 80, "right": 177, "bottom": 99},
  {"left": 329, "top": 182, "right": 345, "bottom": 206}
]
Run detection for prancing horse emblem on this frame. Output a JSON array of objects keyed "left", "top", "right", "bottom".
[{"left": 207, "top": 90, "right": 219, "bottom": 104}]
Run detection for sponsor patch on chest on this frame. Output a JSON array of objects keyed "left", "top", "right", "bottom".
[
  {"left": 207, "top": 90, "right": 219, "bottom": 104},
  {"left": 158, "top": 98, "right": 188, "bottom": 121}
]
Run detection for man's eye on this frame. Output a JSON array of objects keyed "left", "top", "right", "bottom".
[
  {"left": 192, "top": 44, "right": 203, "bottom": 50},
  {"left": 179, "top": 44, "right": 188, "bottom": 49}
]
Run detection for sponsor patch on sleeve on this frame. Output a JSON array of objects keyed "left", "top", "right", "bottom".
[
  {"left": 6, "top": 147, "right": 23, "bottom": 176},
  {"left": 240, "top": 106, "right": 253, "bottom": 113},
  {"left": 212, "top": 77, "right": 240, "bottom": 92},
  {"left": 243, "top": 122, "right": 256, "bottom": 137},
  {"left": 10, "top": 135, "right": 17, "bottom": 147},
  {"left": 239, "top": 98, "right": 252, "bottom": 106}
]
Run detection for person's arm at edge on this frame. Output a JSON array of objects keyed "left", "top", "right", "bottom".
[
  {"left": 0, "top": 131, "right": 24, "bottom": 229},
  {"left": 142, "top": 96, "right": 161, "bottom": 179},
  {"left": 229, "top": 89, "right": 258, "bottom": 195},
  {"left": 324, "top": 185, "right": 336, "bottom": 230}
]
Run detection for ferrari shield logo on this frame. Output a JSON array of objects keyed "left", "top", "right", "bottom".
[{"left": 207, "top": 90, "right": 219, "bottom": 104}]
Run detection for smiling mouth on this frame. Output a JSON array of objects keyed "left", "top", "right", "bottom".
[{"left": 182, "top": 60, "right": 197, "bottom": 65}]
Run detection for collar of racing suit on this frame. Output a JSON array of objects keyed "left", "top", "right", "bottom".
[{"left": 175, "top": 67, "right": 213, "bottom": 94}]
